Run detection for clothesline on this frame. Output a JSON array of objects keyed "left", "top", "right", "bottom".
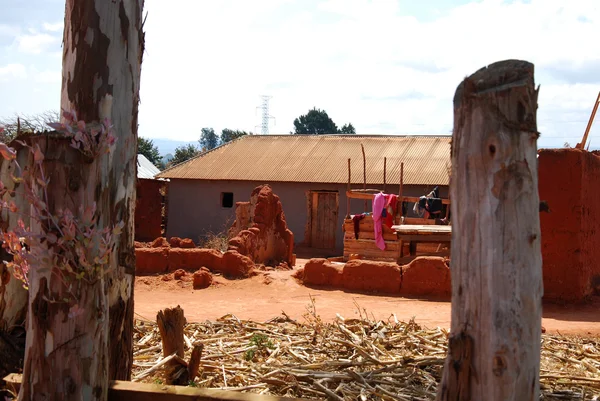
[{"left": 346, "top": 190, "right": 451, "bottom": 205}]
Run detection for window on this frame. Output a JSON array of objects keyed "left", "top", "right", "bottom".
[{"left": 221, "top": 192, "right": 234, "bottom": 208}]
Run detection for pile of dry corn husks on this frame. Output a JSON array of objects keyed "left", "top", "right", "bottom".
[{"left": 132, "top": 302, "right": 600, "bottom": 400}]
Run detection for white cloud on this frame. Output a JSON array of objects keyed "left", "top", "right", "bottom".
[
  {"left": 43, "top": 22, "right": 63, "bottom": 33},
  {"left": 2, "top": 0, "right": 599, "bottom": 149},
  {"left": 15, "top": 32, "right": 60, "bottom": 54},
  {"left": 135, "top": 0, "right": 600, "bottom": 147},
  {"left": 34, "top": 70, "right": 61, "bottom": 84},
  {"left": 0, "top": 24, "right": 18, "bottom": 38},
  {"left": 0, "top": 64, "right": 27, "bottom": 81}
]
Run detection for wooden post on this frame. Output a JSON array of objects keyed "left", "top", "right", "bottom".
[
  {"left": 576, "top": 91, "right": 599, "bottom": 150},
  {"left": 346, "top": 158, "right": 351, "bottom": 219},
  {"left": 397, "top": 162, "right": 404, "bottom": 223},
  {"left": 396, "top": 162, "right": 404, "bottom": 256},
  {"left": 436, "top": 60, "right": 542, "bottom": 401},
  {"left": 383, "top": 157, "right": 387, "bottom": 193},
  {"left": 361, "top": 144, "right": 367, "bottom": 212}
]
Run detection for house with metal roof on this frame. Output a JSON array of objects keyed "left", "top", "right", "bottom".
[
  {"left": 157, "top": 135, "right": 451, "bottom": 254},
  {"left": 135, "top": 154, "right": 166, "bottom": 242},
  {"left": 137, "top": 153, "right": 161, "bottom": 179}
]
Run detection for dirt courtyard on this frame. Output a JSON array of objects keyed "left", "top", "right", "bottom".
[{"left": 134, "top": 259, "right": 600, "bottom": 336}]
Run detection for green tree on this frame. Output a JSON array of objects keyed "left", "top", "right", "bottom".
[
  {"left": 293, "top": 108, "right": 338, "bottom": 135},
  {"left": 199, "top": 127, "right": 219, "bottom": 151},
  {"left": 137, "top": 137, "right": 162, "bottom": 167},
  {"left": 339, "top": 123, "right": 356, "bottom": 134},
  {"left": 169, "top": 144, "right": 199, "bottom": 166},
  {"left": 221, "top": 128, "right": 249, "bottom": 144}
]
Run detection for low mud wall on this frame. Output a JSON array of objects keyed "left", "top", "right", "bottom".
[
  {"left": 299, "top": 257, "right": 451, "bottom": 298},
  {"left": 135, "top": 238, "right": 255, "bottom": 278},
  {"left": 538, "top": 149, "right": 600, "bottom": 302}
]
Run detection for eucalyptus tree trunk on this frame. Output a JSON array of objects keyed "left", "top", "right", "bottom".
[
  {"left": 17, "top": 0, "right": 144, "bottom": 399},
  {"left": 436, "top": 60, "right": 542, "bottom": 401},
  {"left": 0, "top": 152, "right": 29, "bottom": 379}
]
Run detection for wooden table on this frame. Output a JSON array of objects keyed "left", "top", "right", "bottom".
[{"left": 391, "top": 224, "right": 452, "bottom": 257}]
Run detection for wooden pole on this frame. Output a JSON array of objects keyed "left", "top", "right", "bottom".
[
  {"left": 361, "top": 144, "right": 366, "bottom": 212},
  {"left": 576, "top": 91, "right": 600, "bottom": 150},
  {"left": 383, "top": 157, "right": 387, "bottom": 193},
  {"left": 397, "top": 162, "right": 404, "bottom": 223},
  {"left": 346, "top": 158, "right": 351, "bottom": 219},
  {"left": 436, "top": 60, "right": 542, "bottom": 401}
]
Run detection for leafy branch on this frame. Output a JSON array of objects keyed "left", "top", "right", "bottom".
[{"left": 0, "top": 111, "right": 123, "bottom": 306}]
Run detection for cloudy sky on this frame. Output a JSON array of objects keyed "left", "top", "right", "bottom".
[{"left": 1, "top": 0, "right": 599, "bottom": 150}]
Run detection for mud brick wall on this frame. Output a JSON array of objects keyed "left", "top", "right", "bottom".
[
  {"left": 135, "top": 179, "right": 164, "bottom": 242},
  {"left": 538, "top": 149, "right": 600, "bottom": 302},
  {"left": 228, "top": 185, "right": 294, "bottom": 266}
]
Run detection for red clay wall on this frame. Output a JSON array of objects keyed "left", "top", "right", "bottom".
[
  {"left": 300, "top": 256, "right": 450, "bottom": 297},
  {"left": 539, "top": 149, "right": 600, "bottom": 301},
  {"left": 227, "top": 185, "right": 295, "bottom": 266},
  {"left": 135, "top": 239, "right": 255, "bottom": 278},
  {"left": 135, "top": 179, "right": 164, "bottom": 242}
]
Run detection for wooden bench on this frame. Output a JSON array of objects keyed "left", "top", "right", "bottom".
[{"left": 391, "top": 224, "right": 452, "bottom": 258}]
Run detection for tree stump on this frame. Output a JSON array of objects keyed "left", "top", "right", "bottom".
[
  {"left": 157, "top": 306, "right": 186, "bottom": 361},
  {"left": 436, "top": 60, "right": 543, "bottom": 401},
  {"left": 156, "top": 306, "right": 203, "bottom": 385}
]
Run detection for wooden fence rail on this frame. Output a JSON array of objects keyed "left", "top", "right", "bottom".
[{"left": 4, "top": 374, "right": 309, "bottom": 401}]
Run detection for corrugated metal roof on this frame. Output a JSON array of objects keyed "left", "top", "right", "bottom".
[
  {"left": 157, "top": 135, "right": 452, "bottom": 186},
  {"left": 137, "top": 154, "right": 161, "bottom": 179}
]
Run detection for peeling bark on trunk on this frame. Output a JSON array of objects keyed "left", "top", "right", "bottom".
[
  {"left": 17, "top": 0, "right": 144, "bottom": 399},
  {"left": 0, "top": 151, "right": 31, "bottom": 379},
  {"left": 436, "top": 60, "right": 542, "bottom": 400},
  {"left": 18, "top": 138, "right": 110, "bottom": 401},
  {"left": 60, "top": 0, "right": 145, "bottom": 383}
]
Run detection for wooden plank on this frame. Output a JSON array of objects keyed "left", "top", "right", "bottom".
[
  {"left": 4, "top": 374, "right": 308, "bottom": 401},
  {"left": 329, "top": 192, "right": 338, "bottom": 249},
  {"left": 344, "top": 240, "right": 400, "bottom": 252},
  {"left": 396, "top": 235, "right": 451, "bottom": 243},
  {"left": 402, "top": 217, "right": 437, "bottom": 225},
  {"left": 391, "top": 225, "right": 452, "bottom": 235},
  {"left": 344, "top": 233, "right": 398, "bottom": 241},
  {"left": 343, "top": 223, "right": 396, "bottom": 235},
  {"left": 343, "top": 239, "right": 402, "bottom": 248},
  {"left": 310, "top": 192, "right": 318, "bottom": 248}
]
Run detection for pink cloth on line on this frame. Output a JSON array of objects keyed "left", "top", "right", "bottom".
[{"left": 373, "top": 192, "right": 387, "bottom": 250}]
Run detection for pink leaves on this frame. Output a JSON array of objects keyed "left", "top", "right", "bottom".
[
  {"left": 47, "top": 122, "right": 65, "bottom": 131},
  {"left": 33, "top": 144, "right": 44, "bottom": 163},
  {"left": 68, "top": 304, "right": 84, "bottom": 319},
  {"left": 62, "top": 110, "right": 77, "bottom": 123},
  {"left": 112, "top": 220, "right": 125, "bottom": 236},
  {"left": 0, "top": 143, "right": 16, "bottom": 161},
  {"left": 1, "top": 111, "right": 122, "bottom": 291},
  {"left": 48, "top": 109, "right": 116, "bottom": 157}
]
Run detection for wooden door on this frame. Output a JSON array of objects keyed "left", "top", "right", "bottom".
[{"left": 310, "top": 191, "right": 339, "bottom": 249}]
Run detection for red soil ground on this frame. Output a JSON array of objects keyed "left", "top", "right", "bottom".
[{"left": 134, "top": 259, "right": 600, "bottom": 337}]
